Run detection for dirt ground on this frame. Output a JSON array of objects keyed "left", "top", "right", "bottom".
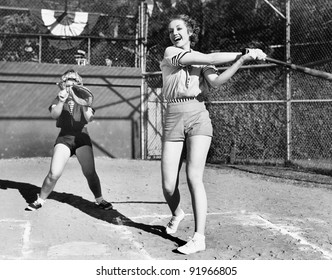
[{"left": 1, "top": 157, "right": 332, "bottom": 261}]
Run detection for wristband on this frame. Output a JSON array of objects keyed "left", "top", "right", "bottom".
[{"left": 241, "top": 48, "right": 249, "bottom": 55}]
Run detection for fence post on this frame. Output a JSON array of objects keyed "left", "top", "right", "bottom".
[
  {"left": 139, "top": 0, "right": 148, "bottom": 159},
  {"left": 286, "top": 0, "right": 292, "bottom": 164}
]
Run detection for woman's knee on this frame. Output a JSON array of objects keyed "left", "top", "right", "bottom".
[
  {"left": 162, "top": 178, "right": 178, "bottom": 195},
  {"left": 47, "top": 170, "right": 61, "bottom": 182},
  {"left": 186, "top": 171, "right": 203, "bottom": 187}
]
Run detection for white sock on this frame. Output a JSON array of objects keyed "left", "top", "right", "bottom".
[
  {"left": 95, "top": 196, "right": 103, "bottom": 204},
  {"left": 36, "top": 195, "right": 45, "bottom": 205},
  {"left": 193, "top": 232, "right": 205, "bottom": 241}
]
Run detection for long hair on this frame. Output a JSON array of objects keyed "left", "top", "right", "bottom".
[{"left": 169, "top": 14, "right": 200, "bottom": 47}]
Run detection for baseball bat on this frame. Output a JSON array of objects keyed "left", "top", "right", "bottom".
[{"left": 265, "top": 57, "right": 332, "bottom": 81}]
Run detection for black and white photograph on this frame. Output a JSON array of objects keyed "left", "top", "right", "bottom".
[{"left": 0, "top": 0, "right": 331, "bottom": 279}]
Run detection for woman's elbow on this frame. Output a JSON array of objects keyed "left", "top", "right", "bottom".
[
  {"left": 85, "top": 114, "right": 94, "bottom": 122},
  {"left": 50, "top": 112, "right": 59, "bottom": 119},
  {"left": 209, "top": 78, "right": 226, "bottom": 88}
]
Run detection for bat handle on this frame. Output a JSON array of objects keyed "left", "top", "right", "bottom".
[{"left": 266, "top": 57, "right": 288, "bottom": 66}]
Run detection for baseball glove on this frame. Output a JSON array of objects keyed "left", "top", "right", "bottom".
[{"left": 69, "top": 84, "right": 94, "bottom": 106}]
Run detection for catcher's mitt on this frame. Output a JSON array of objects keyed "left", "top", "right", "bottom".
[{"left": 69, "top": 84, "right": 94, "bottom": 106}]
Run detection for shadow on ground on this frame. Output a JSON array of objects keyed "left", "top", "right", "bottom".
[{"left": 0, "top": 179, "right": 186, "bottom": 247}]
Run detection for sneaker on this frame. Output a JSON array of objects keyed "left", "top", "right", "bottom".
[
  {"left": 25, "top": 200, "right": 43, "bottom": 211},
  {"left": 96, "top": 200, "right": 113, "bottom": 210},
  {"left": 177, "top": 237, "right": 206, "bottom": 255},
  {"left": 165, "top": 210, "right": 185, "bottom": 234}
]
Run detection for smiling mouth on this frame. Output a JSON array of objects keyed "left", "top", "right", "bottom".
[{"left": 174, "top": 36, "right": 181, "bottom": 42}]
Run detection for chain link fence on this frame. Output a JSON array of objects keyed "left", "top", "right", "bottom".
[
  {"left": 1, "top": 0, "right": 332, "bottom": 169},
  {"left": 144, "top": 0, "right": 332, "bottom": 171},
  {"left": 289, "top": 0, "right": 332, "bottom": 171},
  {"left": 0, "top": 0, "right": 140, "bottom": 66},
  {"left": 0, "top": 0, "right": 147, "bottom": 159}
]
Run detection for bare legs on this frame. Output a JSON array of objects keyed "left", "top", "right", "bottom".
[
  {"left": 39, "top": 144, "right": 103, "bottom": 201},
  {"left": 76, "top": 145, "right": 102, "bottom": 199},
  {"left": 161, "top": 141, "right": 184, "bottom": 217},
  {"left": 185, "top": 135, "right": 211, "bottom": 235},
  {"left": 161, "top": 135, "right": 211, "bottom": 236},
  {"left": 39, "top": 144, "right": 70, "bottom": 200}
]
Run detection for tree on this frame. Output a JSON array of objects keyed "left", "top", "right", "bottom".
[{"left": 146, "top": 0, "right": 286, "bottom": 73}]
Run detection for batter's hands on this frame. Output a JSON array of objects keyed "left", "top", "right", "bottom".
[
  {"left": 242, "top": 48, "right": 257, "bottom": 61},
  {"left": 241, "top": 48, "right": 267, "bottom": 61},
  {"left": 254, "top": 49, "right": 267, "bottom": 61}
]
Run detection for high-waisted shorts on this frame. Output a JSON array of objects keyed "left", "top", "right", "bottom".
[
  {"left": 163, "top": 99, "right": 213, "bottom": 142},
  {"left": 55, "top": 131, "right": 92, "bottom": 156}
]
